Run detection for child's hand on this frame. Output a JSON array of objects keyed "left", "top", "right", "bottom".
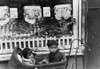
[
  {"left": 31, "top": 58, "right": 35, "bottom": 64},
  {"left": 39, "top": 59, "right": 49, "bottom": 64}
]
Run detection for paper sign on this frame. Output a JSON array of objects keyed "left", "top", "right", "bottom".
[
  {"left": 43, "top": 7, "right": 51, "bottom": 17},
  {"left": 10, "top": 8, "right": 18, "bottom": 18},
  {"left": 0, "top": 6, "right": 9, "bottom": 26},
  {"left": 54, "top": 4, "right": 72, "bottom": 20},
  {"left": 23, "top": 6, "right": 42, "bottom": 24}
]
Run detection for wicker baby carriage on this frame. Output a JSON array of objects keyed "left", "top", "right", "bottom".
[{"left": 7, "top": 47, "right": 67, "bottom": 69}]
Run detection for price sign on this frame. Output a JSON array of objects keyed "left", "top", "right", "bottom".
[
  {"left": 10, "top": 8, "right": 18, "bottom": 18},
  {"left": 43, "top": 7, "right": 51, "bottom": 17}
]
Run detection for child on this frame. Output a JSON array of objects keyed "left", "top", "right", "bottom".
[
  {"left": 22, "top": 47, "right": 36, "bottom": 65},
  {"left": 39, "top": 40, "right": 64, "bottom": 64}
]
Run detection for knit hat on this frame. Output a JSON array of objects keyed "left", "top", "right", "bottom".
[
  {"left": 47, "top": 40, "right": 58, "bottom": 47},
  {"left": 22, "top": 48, "right": 32, "bottom": 58}
]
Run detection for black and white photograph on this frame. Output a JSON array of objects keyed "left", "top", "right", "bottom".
[{"left": 0, "top": 0, "right": 98, "bottom": 69}]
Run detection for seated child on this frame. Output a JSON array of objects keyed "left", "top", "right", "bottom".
[
  {"left": 39, "top": 40, "right": 64, "bottom": 64},
  {"left": 22, "top": 47, "right": 36, "bottom": 65}
]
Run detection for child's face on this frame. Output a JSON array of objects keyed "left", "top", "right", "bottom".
[
  {"left": 27, "top": 53, "right": 34, "bottom": 59},
  {"left": 49, "top": 45, "right": 58, "bottom": 52}
]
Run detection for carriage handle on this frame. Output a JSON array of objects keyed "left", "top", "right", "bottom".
[
  {"left": 69, "top": 38, "right": 91, "bottom": 56},
  {"left": 70, "top": 38, "right": 91, "bottom": 69}
]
